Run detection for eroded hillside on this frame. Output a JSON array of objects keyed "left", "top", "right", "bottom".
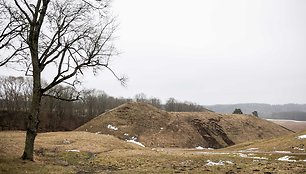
[{"left": 76, "top": 102, "right": 293, "bottom": 148}]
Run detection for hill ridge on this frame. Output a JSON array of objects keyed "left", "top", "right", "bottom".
[{"left": 76, "top": 102, "right": 292, "bottom": 148}]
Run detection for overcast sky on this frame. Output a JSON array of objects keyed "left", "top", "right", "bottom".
[
  {"left": 2, "top": 0, "right": 306, "bottom": 105},
  {"left": 84, "top": 0, "right": 305, "bottom": 105}
]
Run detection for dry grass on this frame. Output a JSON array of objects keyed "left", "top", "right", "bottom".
[
  {"left": 1, "top": 131, "right": 306, "bottom": 174},
  {"left": 223, "top": 130, "right": 306, "bottom": 153},
  {"left": 267, "top": 119, "right": 306, "bottom": 132},
  {"left": 76, "top": 102, "right": 292, "bottom": 149}
]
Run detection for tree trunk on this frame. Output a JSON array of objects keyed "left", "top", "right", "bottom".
[{"left": 21, "top": 88, "right": 41, "bottom": 160}]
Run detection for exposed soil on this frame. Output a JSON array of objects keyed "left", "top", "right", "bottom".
[{"left": 76, "top": 102, "right": 293, "bottom": 148}]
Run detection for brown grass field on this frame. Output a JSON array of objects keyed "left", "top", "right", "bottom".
[
  {"left": 0, "top": 131, "right": 305, "bottom": 174},
  {"left": 267, "top": 119, "right": 306, "bottom": 132}
]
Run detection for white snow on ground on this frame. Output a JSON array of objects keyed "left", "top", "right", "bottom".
[
  {"left": 293, "top": 147, "right": 305, "bottom": 151},
  {"left": 239, "top": 148, "right": 259, "bottom": 152},
  {"left": 126, "top": 139, "right": 145, "bottom": 147},
  {"left": 297, "top": 135, "right": 306, "bottom": 139},
  {"left": 66, "top": 149, "right": 80, "bottom": 152},
  {"left": 274, "top": 151, "right": 292, "bottom": 154},
  {"left": 197, "top": 152, "right": 231, "bottom": 155},
  {"left": 95, "top": 131, "right": 102, "bottom": 134},
  {"left": 206, "top": 160, "right": 234, "bottom": 166},
  {"left": 206, "top": 160, "right": 224, "bottom": 166},
  {"left": 238, "top": 153, "right": 268, "bottom": 160},
  {"left": 63, "top": 139, "right": 71, "bottom": 144},
  {"left": 277, "top": 156, "right": 296, "bottom": 162},
  {"left": 107, "top": 124, "right": 118, "bottom": 131},
  {"left": 239, "top": 153, "right": 248, "bottom": 158},
  {"left": 250, "top": 156, "right": 269, "bottom": 160},
  {"left": 225, "top": 161, "right": 234, "bottom": 164},
  {"left": 195, "top": 146, "right": 205, "bottom": 150},
  {"left": 195, "top": 146, "right": 214, "bottom": 150},
  {"left": 124, "top": 133, "right": 129, "bottom": 136}
]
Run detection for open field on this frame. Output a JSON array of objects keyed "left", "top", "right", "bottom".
[
  {"left": 1, "top": 131, "right": 305, "bottom": 174},
  {"left": 267, "top": 119, "right": 306, "bottom": 132}
]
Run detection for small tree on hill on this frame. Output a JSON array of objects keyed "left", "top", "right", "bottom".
[
  {"left": 233, "top": 108, "right": 243, "bottom": 114},
  {"left": 0, "top": 0, "right": 125, "bottom": 161},
  {"left": 252, "top": 111, "right": 259, "bottom": 117}
]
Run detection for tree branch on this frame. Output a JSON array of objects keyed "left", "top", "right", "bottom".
[{"left": 42, "top": 93, "right": 80, "bottom": 102}]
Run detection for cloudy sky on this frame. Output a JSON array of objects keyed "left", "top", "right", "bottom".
[
  {"left": 84, "top": 0, "right": 305, "bottom": 105},
  {"left": 82, "top": 0, "right": 306, "bottom": 105},
  {"left": 2, "top": 0, "right": 306, "bottom": 105}
]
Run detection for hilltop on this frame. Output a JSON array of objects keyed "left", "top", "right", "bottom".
[{"left": 76, "top": 102, "right": 292, "bottom": 148}]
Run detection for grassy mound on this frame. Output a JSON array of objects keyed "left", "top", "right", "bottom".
[{"left": 76, "top": 102, "right": 293, "bottom": 148}]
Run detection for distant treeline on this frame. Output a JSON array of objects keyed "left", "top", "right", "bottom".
[
  {"left": 0, "top": 76, "right": 207, "bottom": 131},
  {"left": 269, "top": 111, "right": 306, "bottom": 121},
  {"left": 206, "top": 103, "right": 306, "bottom": 121}
]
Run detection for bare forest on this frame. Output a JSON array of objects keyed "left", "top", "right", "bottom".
[{"left": 0, "top": 75, "right": 208, "bottom": 131}]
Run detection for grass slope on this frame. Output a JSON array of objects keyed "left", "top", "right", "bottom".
[
  {"left": 0, "top": 131, "right": 305, "bottom": 174},
  {"left": 76, "top": 102, "right": 292, "bottom": 148},
  {"left": 267, "top": 119, "right": 306, "bottom": 132}
]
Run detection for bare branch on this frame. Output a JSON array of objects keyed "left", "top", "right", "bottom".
[
  {"left": 43, "top": 93, "right": 80, "bottom": 102},
  {"left": 13, "top": 0, "right": 32, "bottom": 23}
]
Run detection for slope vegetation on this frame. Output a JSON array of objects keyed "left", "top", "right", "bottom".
[{"left": 76, "top": 102, "right": 293, "bottom": 148}]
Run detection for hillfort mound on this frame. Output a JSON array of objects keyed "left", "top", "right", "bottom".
[{"left": 76, "top": 102, "right": 292, "bottom": 148}]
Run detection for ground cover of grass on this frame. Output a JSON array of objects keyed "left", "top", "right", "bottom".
[{"left": 1, "top": 131, "right": 305, "bottom": 174}]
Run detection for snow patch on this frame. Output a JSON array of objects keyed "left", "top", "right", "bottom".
[
  {"left": 95, "top": 131, "right": 102, "bottom": 134},
  {"left": 251, "top": 156, "right": 268, "bottom": 160},
  {"left": 107, "top": 124, "right": 118, "bottom": 131},
  {"left": 66, "top": 149, "right": 80, "bottom": 152},
  {"left": 293, "top": 147, "right": 305, "bottom": 151},
  {"left": 239, "top": 148, "right": 259, "bottom": 152},
  {"left": 63, "top": 139, "right": 71, "bottom": 144},
  {"left": 206, "top": 160, "right": 224, "bottom": 166},
  {"left": 197, "top": 152, "right": 231, "bottom": 155},
  {"left": 195, "top": 146, "right": 205, "bottom": 150},
  {"left": 131, "top": 136, "right": 137, "bottom": 140},
  {"left": 274, "top": 151, "right": 292, "bottom": 154},
  {"left": 124, "top": 133, "right": 129, "bottom": 136},
  {"left": 206, "top": 160, "right": 234, "bottom": 166},
  {"left": 277, "top": 156, "right": 296, "bottom": 162},
  {"left": 239, "top": 153, "right": 248, "bottom": 158},
  {"left": 196, "top": 146, "right": 214, "bottom": 150},
  {"left": 297, "top": 135, "right": 306, "bottom": 139},
  {"left": 238, "top": 153, "right": 268, "bottom": 160},
  {"left": 225, "top": 161, "right": 234, "bottom": 164},
  {"left": 126, "top": 139, "right": 145, "bottom": 147}
]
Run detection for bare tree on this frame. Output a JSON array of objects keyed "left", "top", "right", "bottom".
[
  {"left": 0, "top": 0, "right": 124, "bottom": 160},
  {"left": 134, "top": 92, "right": 147, "bottom": 103},
  {"left": 0, "top": 76, "right": 32, "bottom": 111}
]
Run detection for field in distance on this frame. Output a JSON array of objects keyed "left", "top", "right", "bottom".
[
  {"left": 0, "top": 131, "right": 305, "bottom": 174},
  {"left": 267, "top": 119, "right": 306, "bottom": 132}
]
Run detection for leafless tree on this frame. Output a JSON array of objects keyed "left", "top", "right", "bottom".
[
  {"left": 134, "top": 92, "right": 147, "bottom": 103},
  {"left": 0, "top": 76, "right": 32, "bottom": 111},
  {"left": 0, "top": 0, "right": 124, "bottom": 160}
]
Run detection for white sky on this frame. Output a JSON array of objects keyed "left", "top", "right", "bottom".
[{"left": 2, "top": 0, "right": 306, "bottom": 105}]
